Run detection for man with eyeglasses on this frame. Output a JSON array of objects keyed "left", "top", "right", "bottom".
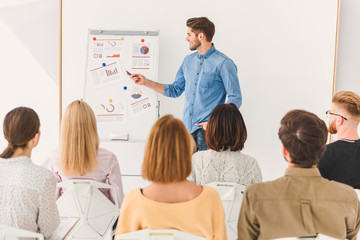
[{"left": 318, "top": 91, "right": 360, "bottom": 189}]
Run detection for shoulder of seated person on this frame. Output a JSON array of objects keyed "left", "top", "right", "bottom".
[
  {"left": 98, "top": 147, "right": 116, "bottom": 157},
  {"left": 31, "top": 163, "right": 56, "bottom": 181},
  {"left": 192, "top": 150, "right": 209, "bottom": 158}
]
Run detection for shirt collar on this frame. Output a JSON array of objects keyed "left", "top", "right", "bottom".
[
  {"left": 0, "top": 155, "right": 31, "bottom": 163},
  {"left": 284, "top": 167, "right": 321, "bottom": 177},
  {"left": 198, "top": 43, "right": 216, "bottom": 59}
]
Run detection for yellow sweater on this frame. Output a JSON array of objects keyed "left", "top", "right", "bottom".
[{"left": 115, "top": 185, "right": 227, "bottom": 240}]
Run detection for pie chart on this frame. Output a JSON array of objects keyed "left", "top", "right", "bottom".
[
  {"left": 131, "top": 88, "right": 143, "bottom": 99},
  {"left": 140, "top": 46, "right": 149, "bottom": 55}
]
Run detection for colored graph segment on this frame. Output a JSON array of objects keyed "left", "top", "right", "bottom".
[{"left": 140, "top": 46, "right": 149, "bottom": 54}]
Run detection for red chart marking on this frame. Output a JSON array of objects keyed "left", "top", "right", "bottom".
[
  {"left": 131, "top": 97, "right": 149, "bottom": 106},
  {"left": 90, "top": 62, "right": 117, "bottom": 71}
]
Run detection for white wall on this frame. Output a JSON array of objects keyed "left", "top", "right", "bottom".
[
  {"left": 336, "top": 0, "right": 360, "bottom": 95},
  {"left": 62, "top": 0, "right": 337, "bottom": 185},
  {"left": 335, "top": 0, "right": 360, "bottom": 135},
  {"left": 0, "top": 19, "right": 59, "bottom": 165}
]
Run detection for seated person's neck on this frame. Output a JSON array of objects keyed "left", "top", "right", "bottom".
[
  {"left": 288, "top": 162, "right": 316, "bottom": 168},
  {"left": 336, "top": 126, "right": 359, "bottom": 141}
]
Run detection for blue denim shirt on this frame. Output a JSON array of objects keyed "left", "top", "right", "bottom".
[{"left": 163, "top": 45, "right": 242, "bottom": 133}]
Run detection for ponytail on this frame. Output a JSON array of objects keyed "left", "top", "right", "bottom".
[
  {"left": 0, "top": 107, "right": 40, "bottom": 159},
  {"left": 0, "top": 143, "right": 16, "bottom": 159}
]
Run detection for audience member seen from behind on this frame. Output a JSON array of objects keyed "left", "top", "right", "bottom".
[
  {"left": 0, "top": 107, "right": 59, "bottom": 237},
  {"left": 190, "top": 103, "right": 262, "bottom": 185},
  {"left": 115, "top": 115, "right": 227, "bottom": 240},
  {"left": 238, "top": 109, "right": 360, "bottom": 240},
  {"left": 49, "top": 100, "right": 124, "bottom": 205},
  {"left": 318, "top": 91, "right": 360, "bottom": 189}
]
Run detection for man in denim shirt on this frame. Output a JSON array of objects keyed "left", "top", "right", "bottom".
[{"left": 130, "top": 17, "right": 242, "bottom": 151}]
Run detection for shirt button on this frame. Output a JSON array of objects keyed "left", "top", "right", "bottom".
[
  {"left": 195, "top": 83, "right": 197, "bottom": 85},
  {"left": 191, "top": 104, "right": 194, "bottom": 106},
  {"left": 197, "top": 73, "right": 199, "bottom": 75},
  {"left": 200, "top": 63, "right": 202, "bottom": 65},
  {"left": 190, "top": 113, "right": 192, "bottom": 116},
  {"left": 193, "top": 93, "right": 195, "bottom": 96}
]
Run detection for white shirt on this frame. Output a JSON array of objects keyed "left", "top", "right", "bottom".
[
  {"left": 0, "top": 156, "right": 60, "bottom": 237},
  {"left": 190, "top": 149, "right": 262, "bottom": 186}
]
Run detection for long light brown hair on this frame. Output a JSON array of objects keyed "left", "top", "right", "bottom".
[{"left": 60, "top": 100, "right": 99, "bottom": 176}]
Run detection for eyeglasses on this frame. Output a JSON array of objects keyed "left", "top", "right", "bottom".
[{"left": 325, "top": 110, "right": 348, "bottom": 120}]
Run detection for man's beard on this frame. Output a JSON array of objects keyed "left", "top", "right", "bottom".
[
  {"left": 328, "top": 120, "right": 337, "bottom": 134},
  {"left": 190, "top": 41, "right": 201, "bottom": 51}
]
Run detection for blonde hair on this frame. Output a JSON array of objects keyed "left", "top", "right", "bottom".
[
  {"left": 332, "top": 91, "right": 360, "bottom": 119},
  {"left": 142, "top": 114, "right": 193, "bottom": 183},
  {"left": 60, "top": 100, "right": 99, "bottom": 176}
]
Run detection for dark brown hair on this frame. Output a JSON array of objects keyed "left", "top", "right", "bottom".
[
  {"left": 186, "top": 17, "right": 215, "bottom": 42},
  {"left": 0, "top": 107, "right": 40, "bottom": 158},
  {"left": 332, "top": 91, "right": 360, "bottom": 118},
  {"left": 206, "top": 103, "right": 247, "bottom": 151},
  {"left": 278, "top": 110, "right": 327, "bottom": 168},
  {"left": 142, "top": 114, "right": 193, "bottom": 183}
]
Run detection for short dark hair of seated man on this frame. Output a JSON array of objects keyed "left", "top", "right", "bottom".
[
  {"left": 318, "top": 91, "right": 360, "bottom": 188},
  {"left": 238, "top": 109, "right": 360, "bottom": 240}
]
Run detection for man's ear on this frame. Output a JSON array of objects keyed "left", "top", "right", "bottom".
[
  {"left": 198, "top": 32, "right": 205, "bottom": 41},
  {"left": 337, "top": 115, "right": 344, "bottom": 125},
  {"left": 282, "top": 145, "right": 289, "bottom": 158}
]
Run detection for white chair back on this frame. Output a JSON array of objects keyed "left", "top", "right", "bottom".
[
  {"left": 57, "top": 179, "right": 120, "bottom": 240},
  {"left": 354, "top": 189, "right": 360, "bottom": 199},
  {"left": 207, "top": 182, "right": 245, "bottom": 240},
  {"left": 116, "top": 229, "right": 206, "bottom": 240},
  {"left": 0, "top": 225, "right": 44, "bottom": 240}
]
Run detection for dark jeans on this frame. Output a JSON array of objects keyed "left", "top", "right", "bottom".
[{"left": 192, "top": 128, "right": 208, "bottom": 151}]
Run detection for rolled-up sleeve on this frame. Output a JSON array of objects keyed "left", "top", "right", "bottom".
[
  {"left": 221, "top": 59, "right": 242, "bottom": 108},
  {"left": 163, "top": 62, "right": 186, "bottom": 98}
]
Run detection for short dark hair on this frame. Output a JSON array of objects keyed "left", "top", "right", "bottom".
[
  {"left": 186, "top": 17, "right": 215, "bottom": 42},
  {"left": 278, "top": 110, "right": 328, "bottom": 168},
  {"left": 206, "top": 103, "right": 247, "bottom": 151}
]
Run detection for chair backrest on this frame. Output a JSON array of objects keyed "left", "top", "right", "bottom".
[
  {"left": 273, "top": 234, "right": 345, "bottom": 239},
  {"left": 116, "top": 229, "right": 206, "bottom": 240},
  {"left": 0, "top": 225, "right": 44, "bottom": 240},
  {"left": 56, "top": 179, "right": 120, "bottom": 240},
  {"left": 354, "top": 189, "right": 360, "bottom": 200},
  {"left": 207, "top": 182, "right": 246, "bottom": 240}
]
